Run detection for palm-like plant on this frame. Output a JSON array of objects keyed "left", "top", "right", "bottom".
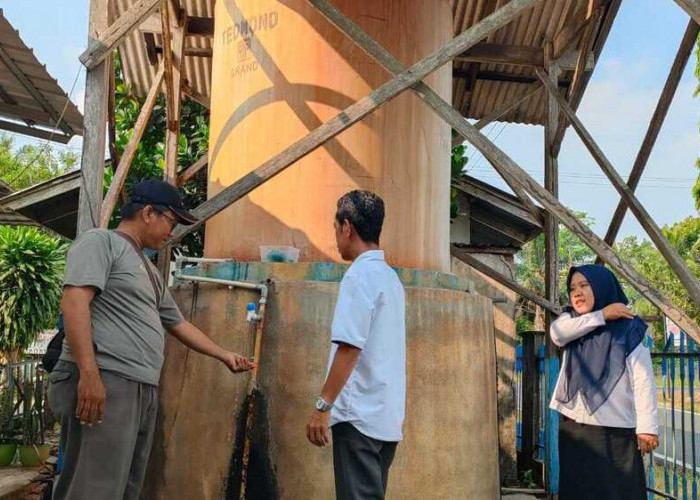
[{"left": 0, "top": 226, "right": 66, "bottom": 361}]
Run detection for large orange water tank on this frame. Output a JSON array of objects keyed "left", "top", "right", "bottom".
[{"left": 205, "top": 0, "right": 452, "bottom": 272}]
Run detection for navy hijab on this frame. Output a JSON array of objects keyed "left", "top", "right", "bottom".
[{"left": 554, "top": 264, "right": 647, "bottom": 415}]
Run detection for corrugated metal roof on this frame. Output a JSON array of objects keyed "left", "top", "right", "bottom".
[
  {"left": 0, "top": 10, "right": 83, "bottom": 142},
  {"left": 453, "top": 0, "right": 620, "bottom": 125},
  {"left": 112, "top": 0, "right": 212, "bottom": 101},
  {"left": 115, "top": 0, "right": 619, "bottom": 126}
]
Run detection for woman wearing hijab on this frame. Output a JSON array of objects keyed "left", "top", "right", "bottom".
[{"left": 550, "top": 264, "right": 659, "bottom": 500}]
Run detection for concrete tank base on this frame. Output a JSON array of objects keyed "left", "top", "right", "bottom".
[{"left": 142, "top": 262, "right": 499, "bottom": 499}]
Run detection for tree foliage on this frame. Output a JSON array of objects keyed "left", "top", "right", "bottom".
[
  {"left": 0, "top": 226, "right": 66, "bottom": 359},
  {"left": 0, "top": 134, "right": 78, "bottom": 191}
]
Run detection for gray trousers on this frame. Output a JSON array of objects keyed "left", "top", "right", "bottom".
[
  {"left": 331, "top": 422, "right": 398, "bottom": 500},
  {"left": 47, "top": 361, "right": 158, "bottom": 500}
]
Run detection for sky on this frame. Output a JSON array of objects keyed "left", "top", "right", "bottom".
[{"left": 0, "top": 0, "right": 698, "bottom": 241}]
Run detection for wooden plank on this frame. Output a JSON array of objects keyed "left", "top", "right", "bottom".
[
  {"left": 600, "top": 20, "right": 699, "bottom": 254},
  {"left": 451, "top": 244, "right": 561, "bottom": 315},
  {"left": 471, "top": 210, "right": 532, "bottom": 244},
  {"left": 0, "top": 119, "right": 71, "bottom": 143},
  {"left": 568, "top": 2, "right": 602, "bottom": 101},
  {"left": 674, "top": 0, "right": 700, "bottom": 25},
  {"left": 3, "top": 174, "right": 81, "bottom": 211},
  {"left": 159, "top": 7, "right": 187, "bottom": 280},
  {"left": 181, "top": 81, "right": 210, "bottom": 108},
  {"left": 176, "top": 153, "right": 208, "bottom": 187},
  {"left": 154, "top": 46, "right": 213, "bottom": 58},
  {"left": 166, "top": 0, "right": 542, "bottom": 244},
  {"left": 542, "top": 51, "right": 560, "bottom": 496},
  {"left": 556, "top": 49, "right": 595, "bottom": 72},
  {"left": 455, "top": 43, "right": 543, "bottom": 67},
  {"left": 518, "top": 331, "right": 538, "bottom": 475},
  {"left": 144, "top": 32, "right": 159, "bottom": 66},
  {"left": 79, "top": 0, "right": 161, "bottom": 70},
  {"left": 304, "top": 0, "right": 700, "bottom": 340},
  {"left": 160, "top": 0, "right": 175, "bottom": 130},
  {"left": 140, "top": 14, "right": 214, "bottom": 36},
  {"left": 536, "top": 66, "right": 700, "bottom": 314},
  {"left": 0, "top": 46, "right": 73, "bottom": 135},
  {"left": 163, "top": 10, "right": 186, "bottom": 183},
  {"left": 99, "top": 66, "right": 164, "bottom": 228}
]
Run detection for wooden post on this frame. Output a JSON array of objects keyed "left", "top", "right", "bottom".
[
  {"left": 77, "top": 0, "right": 110, "bottom": 235},
  {"left": 542, "top": 48, "right": 560, "bottom": 496},
  {"left": 600, "top": 20, "right": 699, "bottom": 255},
  {"left": 451, "top": 245, "right": 561, "bottom": 315},
  {"left": 166, "top": 0, "right": 542, "bottom": 244},
  {"left": 100, "top": 66, "right": 165, "bottom": 228},
  {"left": 673, "top": 0, "right": 700, "bottom": 25},
  {"left": 519, "top": 331, "right": 539, "bottom": 476},
  {"left": 301, "top": 0, "right": 700, "bottom": 341},
  {"left": 536, "top": 66, "right": 700, "bottom": 314},
  {"left": 159, "top": 4, "right": 187, "bottom": 280}
]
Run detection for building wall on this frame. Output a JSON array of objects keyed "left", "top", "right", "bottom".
[{"left": 451, "top": 253, "right": 518, "bottom": 486}]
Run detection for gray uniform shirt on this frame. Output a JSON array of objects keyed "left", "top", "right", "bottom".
[{"left": 60, "top": 229, "right": 184, "bottom": 386}]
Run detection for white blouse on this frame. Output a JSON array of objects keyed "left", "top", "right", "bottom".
[{"left": 548, "top": 310, "right": 659, "bottom": 435}]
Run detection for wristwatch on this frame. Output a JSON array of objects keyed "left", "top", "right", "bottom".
[{"left": 315, "top": 396, "right": 333, "bottom": 412}]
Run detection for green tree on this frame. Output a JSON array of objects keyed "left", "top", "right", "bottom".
[
  {"left": 0, "top": 134, "right": 78, "bottom": 191},
  {"left": 0, "top": 226, "right": 66, "bottom": 361},
  {"left": 107, "top": 55, "right": 208, "bottom": 256}
]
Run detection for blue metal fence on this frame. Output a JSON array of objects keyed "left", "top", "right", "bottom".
[{"left": 515, "top": 330, "right": 700, "bottom": 499}]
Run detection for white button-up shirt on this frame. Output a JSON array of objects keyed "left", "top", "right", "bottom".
[
  {"left": 326, "top": 250, "right": 406, "bottom": 442},
  {"left": 549, "top": 311, "right": 659, "bottom": 435}
]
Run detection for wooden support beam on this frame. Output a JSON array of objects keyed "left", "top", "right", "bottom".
[
  {"left": 99, "top": 66, "right": 164, "bottom": 228},
  {"left": 451, "top": 244, "right": 561, "bottom": 316},
  {"left": 139, "top": 14, "right": 214, "bottom": 36},
  {"left": 78, "top": 0, "right": 110, "bottom": 235},
  {"left": 453, "top": 44, "right": 594, "bottom": 71},
  {"left": 454, "top": 69, "right": 571, "bottom": 86},
  {"left": 166, "top": 0, "right": 542, "bottom": 244},
  {"left": 144, "top": 32, "right": 159, "bottom": 66},
  {"left": 0, "top": 83, "right": 18, "bottom": 105},
  {"left": 536, "top": 66, "right": 700, "bottom": 317},
  {"left": 176, "top": 153, "right": 208, "bottom": 187},
  {"left": 0, "top": 120, "right": 71, "bottom": 143},
  {"left": 303, "top": 0, "right": 700, "bottom": 340},
  {"left": 0, "top": 46, "right": 73, "bottom": 136},
  {"left": 542, "top": 48, "right": 560, "bottom": 495},
  {"left": 600, "top": 20, "right": 699, "bottom": 256},
  {"left": 159, "top": 5, "right": 187, "bottom": 280},
  {"left": 673, "top": 0, "right": 700, "bottom": 25},
  {"left": 79, "top": 0, "right": 161, "bottom": 70},
  {"left": 154, "top": 46, "right": 213, "bottom": 58},
  {"left": 568, "top": 2, "right": 603, "bottom": 101},
  {"left": 181, "top": 81, "right": 210, "bottom": 109},
  {"left": 455, "top": 43, "right": 543, "bottom": 67}
]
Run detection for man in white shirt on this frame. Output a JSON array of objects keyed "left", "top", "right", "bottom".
[{"left": 306, "top": 190, "right": 406, "bottom": 500}]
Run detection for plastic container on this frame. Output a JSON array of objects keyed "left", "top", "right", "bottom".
[{"left": 259, "top": 246, "right": 300, "bottom": 263}]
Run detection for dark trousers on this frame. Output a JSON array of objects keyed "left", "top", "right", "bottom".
[
  {"left": 47, "top": 361, "right": 158, "bottom": 500},
  {"left": 559, "top": 416, "right": 646, "bottom": 500},
  {"left": 331, "top": 422, "right": 398, "bottom": 500}
]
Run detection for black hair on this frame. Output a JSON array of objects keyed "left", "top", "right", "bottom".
[{"left": 335, "top": 190, "right": 385, "bottom": 244}]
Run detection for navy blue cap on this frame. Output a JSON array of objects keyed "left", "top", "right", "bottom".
[{"left": 129, "top": 179, "right": 198, "bottom": 225}]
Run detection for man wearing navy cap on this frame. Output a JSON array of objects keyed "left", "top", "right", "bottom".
[{"left": 49, "top": 179, "right": 253, "bottom": 500}]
